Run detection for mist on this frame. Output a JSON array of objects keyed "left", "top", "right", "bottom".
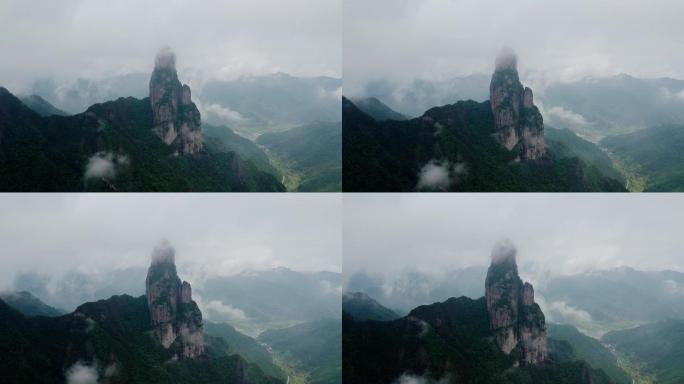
[
  {"left": 344, "top": 194, "right": 684, "bottom": 281},
  {"left": 0, "top": 194, "right": 341, "bottom": 293},
  {"left": 344, "top": 0, "right": 684, "bottom": 96},
  {"left": 0, "top": 0, "right": 341, "bottom": 93}
]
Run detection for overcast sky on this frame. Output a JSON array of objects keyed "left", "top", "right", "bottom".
[
  {"left": 344, "top": 194, "right": 684, "bottom": 280},
  {"left": 0, "top": 194, "right": 341, "bottom": 290},
  {"left": 0, "top": 0, "right": 340, "bottom": 91},
  {"left": 344, "top": 0, "right": 684, "bottom": 95}
]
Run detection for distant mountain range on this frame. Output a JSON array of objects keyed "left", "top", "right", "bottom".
[
  {"left": 343, "top": 245, "right": 615, "bottom": 384},
  {"left": 343, "top": 51, "right": 627, "bottom": 192},
  {"left": 25, "top": 72, "right": 341, "bottom": 135},
  {"left": 347, "top": 266, "right": 684, "bottom": 338},
  {"left": 0, "top": 247, "right": 284, "bottom": 384},
  {"left": 0, "top": 49, "right": 343, "bottom": 191},
  {"left": 356, "top": 73, "right": 684, "bottom": 139}
]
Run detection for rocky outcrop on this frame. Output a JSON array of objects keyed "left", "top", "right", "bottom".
[
  {"left": 489, "top": 48, "right": 545, "bottom": 161},
  {"left": 145, "top": 242, "right": 204, "bottom": 360},
  {"left": 149, "top": 47, "right": 203, "bottom": 155},
  {"left": 485, "top": 240, "right": 547, "bottom": 366}
]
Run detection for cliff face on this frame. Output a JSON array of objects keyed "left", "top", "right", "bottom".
[
  {"left": 149, "top": 47, "right": 203, "bottom": 155},
  {"left": 145, "top": 242, "right": 204, "bottom": 360},
  {"left": 490, "top": 48, "right": 545, "bottom": 161},
  {"left": 485, "top": 241, "right": 547, "bottom": 366}
]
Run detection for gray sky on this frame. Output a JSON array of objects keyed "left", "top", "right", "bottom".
[
  {"left": 343, "top": 194, "right": 684, "bottom": 278},
  {"left": 344, "top": 0, "right": 684, "bottom": 95},
  {"left": 0, "top": 194, "right": 341, "bottom": 290},
  {"left": 0, "top": 0, "right": 341, "bottom": 91}
]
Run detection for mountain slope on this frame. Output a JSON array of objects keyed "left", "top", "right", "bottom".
[
  {"left": 343, "top": 297, "right": 613, "bottom": 384},
  {"left": 601, "top": 124, "right": 684, "bottom": 191},
  {"left": 0, "top": 291, "right": 63, "bottom": 317},
  {"left": 204, "top": 321, "right": 284, "bottom": 380},
  {"left": 200, "top": 73, "right": 341, "bottom": 135},
  {"left": 0, "top": 295, "right": 282, "bottom": 384},
  {"left": 198, "top": 268, "right": 341, "bottom": 336},
  {"left": 350, "top": 97, "right": 407, "bottom": 121},
  {"left": 342, "top": 291, "right": 400, "bottom": 321},
  {"left": 543, "top": 268, "right": 684, "bottom": 326},
  {"left": 257, "top": 121, "right": 341, "bottom": 191},
  {"left": 603, "top": 319, "right": 684, "bottom": 384},
  {"left": 546, "top": 127, "right": 624, "bottom": 184},
  {"left": 548, "top": 324, "right": 630, "bottom": 384},
  {"left": 342, "top": 97, "right": 625, "bottom": 192},
  {"left": 0, "top": 87, "right": 284, "bottom": 191},
  {"left": 260, "top": 319, "right": 342, "bottom": 384},
  {"left": 203, "top": 122, "right": 278, "bottom": 175},
  {"left": 19, "top": 94, "right": 68, "bottom": 116}
]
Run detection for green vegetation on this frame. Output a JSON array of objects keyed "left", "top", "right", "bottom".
[
  {"left": 199, "top": 269, "right": 341, "bottom": 337},
  {"left": 343, "top": 97, "right": 625, "bottom": 192},
  {"left": 548, "top": 324, "right": 630, "bottom": 384},
  {"left": 0, "top": 291, "right": 64, "bottom": 317},
  {"left": 259, "top": 319, "right": 341, "bottom": 384},
  {"left": 257, "top": 122, "right": 341, "bottom": 191},
  {"left": 342, "top": 292, "right": 400, "bottom": 321},
  {"left": 350, "top": 97, "right": 407, "bottom": 121},
  {"left": 18, "top": 94, "right": 68, "bottom": 116},
  {"left": 603, "top": 319, "right": 684, "bottom": 384},
  {"left": 0, "top": 88, "right": 284, "bottom": 191},
  {"left": 203, "top": 122, "right": 280, "bottom": 176},
  {"left": 0, "top": 295, "right": 282, "bottom": 383},
  {"left": 204, "top": 321, "right": 285, "bottom": 380},
  {"left": 545, "top": 127, "right": 624, "bottom": 184},
  {"left": 343, "top": 297, "right": 614, "bottom": 384},
  {"left": 601, "top": 124, "right": 684, "bottom": 191}
]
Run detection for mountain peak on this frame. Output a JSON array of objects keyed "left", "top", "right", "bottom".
[
  {"left": 490, "top": 48, "right": 546, "bottom": 161},
  {"left": 149, "top": 47, "right": 203, "bottom": 155},
  {"left": 494, "top": 47, "right": 518, "bottom": 72},
  {"left": 145, "top": 242, "right": 204, "bottom": 360},
  {"left": 154, "top": 46, "right": 177, "bottom": 70},
  {"left": 485, "top": 241, "right": 547, "bottom": 366},
  {"left": 490, "top": 238, "right": 517, "bottom": 265}
]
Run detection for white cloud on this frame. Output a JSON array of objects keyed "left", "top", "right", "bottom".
[
  {"left": 66, "top": 361, "right": 99, "bottom": 384},
  {"left": 84, "top": 152, "right": 129, "bottom": 180},
  {"left": 664, "top": 279, "right": 684, "bottom": 295},
  {"left": 416, "top": 160, "right": 467, "bottom": 190},
  {"left": 393, "top": 373, "right": 449, "bottom": 384},
  {"left": 204, "top": 103, "right": 247, "bottom": 123},
  {"left": 538, "top": 297, "right": 593, "bottom": 323},
  {"left": 203, "top": 299, "right": 248, "bottom": 322},
  {"left": 0, "top": 0, "right": 340, "bottom": 92},
  {"left": 546, "top": 106, "right": 591, "bottom": 127}
]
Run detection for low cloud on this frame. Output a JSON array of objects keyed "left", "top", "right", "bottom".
[
  {"left": 84, "top": 152, "right": 129, "bottom": 180},
  {"left": 66, "top": 361, "right": 99, "bottom": 384},
  {"left": 542, "top": 299, "right": 593, "bottom": 323},
  {"left": 546, "top": 105, "right": 590, "bottom": 127},
  {"left": 659, "top": 87, "right": 684, "bottom": 103},
  {"left": 204, "top": 103, "right": 247, "bottom": 124},
  {"left": 65, "top": 360, "right": 118, "bottom": 384},
  {"left": 664, "top": 279, "right": 684, "bottom": 295},
  {"left": 393, "top": 373, "right": 449, "bottom": 384},
  {"left": 416, "top": 160, "right": 467, "bottom": 191},
  {"left": 203, "top": 299, "right": 248, "bottom": 322},
  {"left": 318, "top": 279, "right": 343, "bottom": 295},
  {"left": 151, "top": 240, "right": 175, "bottom": 265},
  {"left": 491, "top": 239, "right": 517, "bottom": 264}
]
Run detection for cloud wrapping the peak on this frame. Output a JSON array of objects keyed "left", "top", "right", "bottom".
[{"left": 151, "top": 240, "right": 175, "bottom": 265}]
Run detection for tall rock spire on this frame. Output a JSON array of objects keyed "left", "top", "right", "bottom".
[
  {"left": 145, "top": 241, "right": 204, "bottom": 360},
  {"left": 485, "top": 240, "right": 547, "bottom": 366},
  {"left": 489, "top": 48, "right": 545, "bottom": 161},
  {"left": 149, "top": 46, "right": 203, "bottom": 155}
]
